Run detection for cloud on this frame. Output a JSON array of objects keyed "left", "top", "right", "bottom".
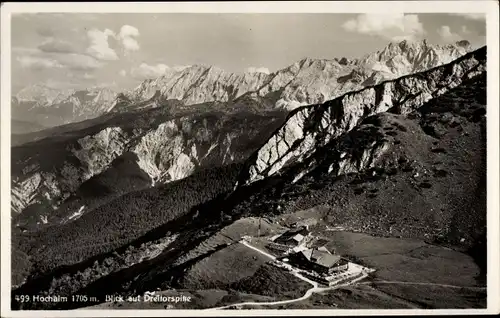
[
  {"left": 449, "top": 13, "right": 486, "bottom": 21},
  {"left": 121, "top": 37, "right": 140, "bottom": 52},
  {"left": 36, "top": 25, "right": 55, "bottom": 38},
  {"left": 38, "top": 39, "right": 77, "bottom": 54},
  {"left": 16, "top": 55, "right": 63, "bottom": 70},
  {"left": 14, "top": 47, "right": 103, "bottom": 71},
  {"left": 42, "top": 79, "right": 84, "bottom": 90},
  {"left": 53, "top": 52, "right": 103, "bottom": 70},
  {"left": 342, "top": 14, "right": 425, "bottom": 41},
  {"left": 86, "top": 28, "right": 119, "bottom": 61},
  {"left": 437, "top": 26, "right": 462, "bottom": 42},
  {"left": 461, "top": 26, "right": 471, "bottom": 34},
  {"left": 117, "top": 25, "right": 140, "bottom": 53},
  {"left": 119, "top": 25, "right": 140, "bottom": 38},
  {"left": 246, "top": 67, "right": 270, "bottom": 74},
  {"left": 68, "top": 71, "right": 96, "bottom": 81},
  {"left": 130, "top": 63, "right": 169, "bottom": 79},
  {"left": 173, "top": 65, "right": 191, "bottom": 72},
  {"left": 82, "top": 73, "right": 95, "bottom": 80},
  {"left": 119, "top": 69, "right": 127, "bottom": 77},
  {"left": 84, "top": 25, "right": 140, "bottom": 60}
]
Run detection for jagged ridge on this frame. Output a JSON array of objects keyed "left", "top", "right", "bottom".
[
  {"left": 237, "top": 46, "right": 486, "bottom": 187},
  {"left": 117, "top": 40, "right": 472, "bottom": 112},
  {"left": 13, "top": 40, "right": 473, "bottom": 131}
]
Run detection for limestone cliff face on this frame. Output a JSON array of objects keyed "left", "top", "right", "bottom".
[
  {"left": 265, "top": 40, "right": 473, "bottom": 110},
  {"left": 115, "top": 40, "right": 473, "bottom": 112},
  {"left": 237, "top": 46, "right": 486, "bottom": 187},
  {"left": 115, "top": 66, "right": 271, "bottom": 110},
  {"left": 11, "top": 109, "right": 285, "bottom": 226}
]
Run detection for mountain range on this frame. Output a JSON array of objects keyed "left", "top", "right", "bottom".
[
  {"left": 10, "top": 39, "right": 487, "bottom": 310},
  {"left": 12, "top": 86, "right": 117, "bottom": 131},
  {"left": 12, "top": 39, "right": 472, "bottom": 133}
]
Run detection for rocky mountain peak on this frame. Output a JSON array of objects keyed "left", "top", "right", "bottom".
[{"left": 104, "top": 39, "right": 476, "bottom": 112}]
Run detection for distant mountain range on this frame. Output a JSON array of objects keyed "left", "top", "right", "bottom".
[
  {"left": 12, "top": 39, "right": 473, "bottom": 133},
  {"left": 11, "top": 86, "right": 118, "bottom": 131}
]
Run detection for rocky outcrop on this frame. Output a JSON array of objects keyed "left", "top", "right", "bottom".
[
  {"left": 72, "top": 127, "right": 129, "bottom": 180},
  {"left": 237, "top": 46, "right": 486, "bottom": 187},
  {"left": 11, "top": 109, "right": 286, "bottom": 226}
]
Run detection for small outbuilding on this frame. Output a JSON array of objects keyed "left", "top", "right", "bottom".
[{"left": 273, "top": 226, "right": 310, "bottom": 247}]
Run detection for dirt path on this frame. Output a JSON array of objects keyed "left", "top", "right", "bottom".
[
  {"left": 358, "top": 280, "right": 486, "bottom": 290},
  {"left": 240, "top": 240, "right": 277, "bottom": 261},
  {"left": 206, "top": 273, "right": 368, "bottom": 310},
  {"left": 205, "top": 240, "right": 369, "bottom": 310}
]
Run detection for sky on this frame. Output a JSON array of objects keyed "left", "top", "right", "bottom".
[{"left": 10, "top": 13, "right": 486, "bottom": 94}]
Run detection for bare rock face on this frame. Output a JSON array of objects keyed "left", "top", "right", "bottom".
[
  {"left": 72, "top": 127, "right": 129, "bottom": 180},
  {"left": 114, "top": 40, "right": 473, "bottom": 112},
  {"left": 268, "top": 40, "right": 472, "bottom": 110},
  {"left": 11, "top": 109, "right": 285, "bottom": 226},
  {"left": 11, "top": 127, "right": 128, "bottom": 215},
  {"left": 116, "top": 66, "right": 271, "bottom": 110},
  {"left": 237, "top": 46, "right": 486, "bottom": 187},
  {"left": 130, "top": 120, "right": 197, "bottom": 183}
]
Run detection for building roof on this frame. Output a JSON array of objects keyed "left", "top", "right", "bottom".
[
  {"left": 309, "top": 238, "right": 330, "bottom": 249},
  {"left": 275, "top": 226, "right": 310, "bottom": 242},
  {"left": 317, "top": 246, "right": 331, "bottom": 254},
  {"left": 292, "top": 233, "right": 305, "bottom": 242},
  {"left": 300, "top": 249, "right": 341, "bottom": 268}
]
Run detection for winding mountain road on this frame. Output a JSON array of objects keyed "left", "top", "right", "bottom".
[
  {"left": 205, "top": 240, "right": 369, "bottom": 310},
  {"left": 206, "top": 272, "right": 368, "bottom": 310}
]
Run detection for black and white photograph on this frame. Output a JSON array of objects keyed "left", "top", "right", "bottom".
[{"left": 1, "top": 1, "right": 499, "bottom": 316}]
